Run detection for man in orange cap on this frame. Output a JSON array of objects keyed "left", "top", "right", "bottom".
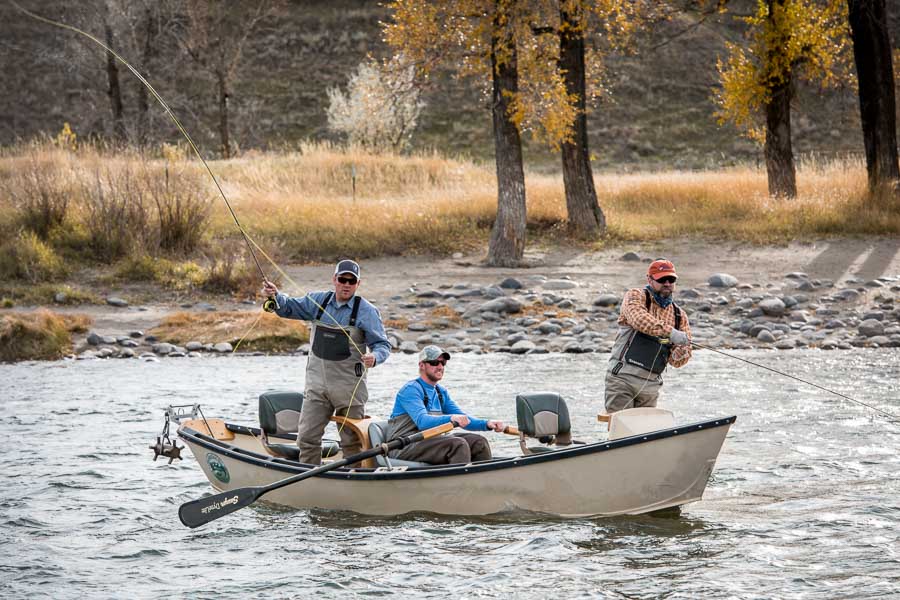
[{"left": 604, "top": 258, "right": 693, "bottom": 412}]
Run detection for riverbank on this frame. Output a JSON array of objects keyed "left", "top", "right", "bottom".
[{"left": 4, "top": 238, "right": 898, "bottom": 361}]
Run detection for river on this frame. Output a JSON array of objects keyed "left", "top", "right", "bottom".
[{"left": 2, "top": 349, "right": 898, "bottom": 598}]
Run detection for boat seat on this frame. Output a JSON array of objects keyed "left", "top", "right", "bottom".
[
  {"left": 515, "top": 392, "right": 574, "bottom": 455},
  {"left": 607, "top": 407, "right": 676, "bottom": 441},
  {"left": 367, "top": 420, "right": 429, "bottom": 468},
  {"left": 258, "top": 391, "right": 340, "bottom": 460}
]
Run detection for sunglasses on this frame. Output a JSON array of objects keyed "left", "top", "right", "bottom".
[
  {"left": 654, "top": 276, "right": 677, "bottom": 284},
  {"left": 424, "top": 359, "right": 447, "bottom": 367},
  {"left": 336, "top": 276, "right": 358, "bottom": 285}
]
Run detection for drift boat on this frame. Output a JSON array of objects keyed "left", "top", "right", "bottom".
[{"left": 164, "top": 392, "right": 734, "bottom": 518}]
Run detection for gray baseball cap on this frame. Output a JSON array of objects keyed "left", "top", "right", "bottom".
[{"left": 418, "top": 345, "right": 450, "bottom": 362}]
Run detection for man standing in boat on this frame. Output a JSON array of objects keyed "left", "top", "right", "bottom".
[
  {"left": 604, "top": 259, "right": 693, "bottom": 413},
  {"left": 262, "top": 259, "right": 391, "bottom": 465},
  {"left": 386, "top": 345, "right": 506, "bottom": 464}
]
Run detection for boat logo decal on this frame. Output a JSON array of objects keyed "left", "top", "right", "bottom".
[{"left": 206, "top": 453, "right": 230, "bottom": 484}]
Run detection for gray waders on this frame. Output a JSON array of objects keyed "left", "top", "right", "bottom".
[{"left": 297, "top": 294, "right": 368, "bottom": 465}]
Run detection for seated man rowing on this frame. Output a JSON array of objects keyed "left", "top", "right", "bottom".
[{"left": 385, "top": 345, "right": 505, "bottom": 465}]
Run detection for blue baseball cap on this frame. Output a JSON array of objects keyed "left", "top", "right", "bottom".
[{"left": 334, "top": 259, "right": 360, "bottom": 278}]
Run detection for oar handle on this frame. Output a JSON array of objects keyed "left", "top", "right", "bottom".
[
  {"left": 420, "top": 421, "right": 456, "bottom": 439},
  {"left": 500, "top": 425, "right": 520, "bottom": 436}
]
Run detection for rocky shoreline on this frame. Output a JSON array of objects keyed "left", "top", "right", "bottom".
[{"left": 70, "top": 256, "right": 900, "bottom": 361}]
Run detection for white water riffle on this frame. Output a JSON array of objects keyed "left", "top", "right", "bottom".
[{"left": 1, "top": 350, "right": 899, "bottom": 598}]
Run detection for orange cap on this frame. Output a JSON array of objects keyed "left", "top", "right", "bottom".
[{"left": 648, "top": 259, "right": 677, "bottom": 280}]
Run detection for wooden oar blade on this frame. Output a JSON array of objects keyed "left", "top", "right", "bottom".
[{"left": 179, "top": 486, "right": 262, "bottom": 529}]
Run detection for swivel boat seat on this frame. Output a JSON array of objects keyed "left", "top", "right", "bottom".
[
  {"left": 367, "top": 420, "right": 429, "bottom": 469},
  {"left": 515, "top": 392, "right": 578, "bottom": 454},
  {"left": 257, "top": 391, "right": 339, "bottom": 461}
]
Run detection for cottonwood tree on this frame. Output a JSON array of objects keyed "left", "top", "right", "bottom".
[
  {"left": 848, "top": 0, "right": 899, "bottom": 195},
  {"left": 176, "top": 0, "right": 278, "bottom": 159},
  {"left": 384, "top": 0, "right": 528, "bottom": 266},
  {"left": 326, "top": 55, "right": 424, "bottom": 152},
  {"left": 524, "top": 0, "right": 647, "bottom": 237},
  {"left": 715, "top": 0, "right": 849, "bottom": 198}
]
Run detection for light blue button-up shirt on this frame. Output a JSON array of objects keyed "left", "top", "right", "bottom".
[{"left": 273, "top": 290, "right": 391, "bottom": 366}]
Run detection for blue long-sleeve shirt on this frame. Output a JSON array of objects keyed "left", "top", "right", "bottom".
[
  {"left": 273, "top": 290, "right": 391, "bottom": 366},
  {"left": 389, "top": 377, "right": 488, "bottom": 431}
]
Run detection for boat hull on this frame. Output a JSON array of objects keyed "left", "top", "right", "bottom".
[{"left": 179, "top": 416, "right": 734, "bottom": 517}]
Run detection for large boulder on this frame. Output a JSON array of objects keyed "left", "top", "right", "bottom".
[{"left": 708, "top": 273, "right": 739, "bottom": 288}]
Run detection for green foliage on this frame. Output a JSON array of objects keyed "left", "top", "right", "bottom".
[
  {"left": 0, "top": 230, "right": 68, "bottom": 283},
  {"left": 716, "top": 0, "right": 850, "bottom": 141}
]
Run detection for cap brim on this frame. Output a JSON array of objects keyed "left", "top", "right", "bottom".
[{"left": 336, "top": 271, "right": 359, "bottom": 277}]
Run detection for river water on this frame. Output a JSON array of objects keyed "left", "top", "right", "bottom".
[{"left": 2, "top": 349, "right": 899, "bottom": 599}]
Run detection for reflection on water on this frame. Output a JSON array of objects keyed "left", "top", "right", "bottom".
[{"left": 1, "top": 350, "right": 899, "bottom": 598}]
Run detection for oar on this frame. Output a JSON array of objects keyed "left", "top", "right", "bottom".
[{"left": 179, "top": 421, "right": 457, "bottom": 528}]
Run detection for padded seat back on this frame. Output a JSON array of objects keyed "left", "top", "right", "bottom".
[
  {"left": 259, "top": 391, "right": 304, "bottom": 435},
  {"left": 368, "top": 420, "right": 429, "bottom": 468},
  {"left": 516, "top": 392, "right": 572, "bottom": 445}
]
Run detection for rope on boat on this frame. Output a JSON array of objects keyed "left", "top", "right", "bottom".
[{"left": 692, "top": 341, "right": 900, "bottom": 424}]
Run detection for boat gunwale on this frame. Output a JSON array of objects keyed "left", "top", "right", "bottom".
[{"left": 178, "top": 415, "right": 736, "bottom": 481}]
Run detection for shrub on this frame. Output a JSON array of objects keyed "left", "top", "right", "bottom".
[
  {"left": 0, "top": 310, "right": 75, "bottom": 362},
  {"left": 150, "top": 164, "right": 212, "bottom": 253},
  {"left": 0, "top": 231, "right": 67, "bottom": 283},
  {"left": 2, "top": 154, "right": 72, "bottom": 238},
  {"left": 201, "top": 248, "right": 260, "bottom": 295},
  {"left": 80, "top": 165, "right": 151, "bottom": 262},
  {"left": 327, "top": 55, "right": 424, "bottom": 152}
]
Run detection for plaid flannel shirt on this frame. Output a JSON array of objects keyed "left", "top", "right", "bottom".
[{"left": 618, "top": 288, "right": 692, "bottom": 367}]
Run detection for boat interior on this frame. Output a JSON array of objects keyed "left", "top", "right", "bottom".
[{"left": 177, "top": 391, "right": 680, "bottom": 471}]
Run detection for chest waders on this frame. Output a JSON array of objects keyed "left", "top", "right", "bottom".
[
  {"left": 306, "top": 293, "right": 367, "bottom": 405},
  {"left": 297, "top": 293, "right": 368, "bottom": 465},
  {"left": 612, "top": 289, "right": 682, "bottom": 376}
]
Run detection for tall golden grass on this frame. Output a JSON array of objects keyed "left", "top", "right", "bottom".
[{"left": 1, "top": 141, "right": 897, "bottom": 274}]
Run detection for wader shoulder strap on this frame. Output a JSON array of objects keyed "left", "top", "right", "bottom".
[
  {"left": 349, "top": 296, "right": 362, "bottom": 327},
  {"left": 415, "top": 379, "right": 444, "bottom": 409},
  {"left": 315, "top": 292, "right": 334, "bottom": 322},
  {"left": 644, "top": 289, "right": 682, "bottom": 330}
]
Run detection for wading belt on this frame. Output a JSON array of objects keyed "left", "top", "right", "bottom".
[{"left": 614, "top": 291, "right": 682, "bottom": 375}]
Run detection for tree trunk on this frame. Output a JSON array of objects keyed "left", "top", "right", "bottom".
[
  {"left": 764, "top": 76, "right": 796, "bottom": 198},
  {"left": 558, "top": 1, "right": 605, "bottom": 237},
  {"left": 216, "top": 70, "right": 231, "bottom": 159},
  {"left": 104, "top": 22, "right": 125, "bottom": 141},
  {"left": 136, "top": 7, "right": 158, "bottom": 146},
  {"left": 486, "top": 0, "right": 527, "bottom": 267},
  {"left": 848, "top": 0, "right": 900, "bottom": 193},
  {"left": 763, "top": 0, "right": 796, "bottom": 198}
]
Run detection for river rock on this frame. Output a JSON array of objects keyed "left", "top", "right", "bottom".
[
  {"left": 759, "top": 298, "right": 786, "bottom": 317},
  {"left": 621, "top": 251, "right": 641, "bottom": 261},
  {"left": 858, "top": 319, "right": 884, "bottom": 337},
  {"left": 593, "top": 294, "right": 620, "bottom": 307},
  {"left": 185, "top": 341, "right": 204, "bottom": 351},
  {"left": 399, "top": 341, "right": 418, "bottom": 354},
  {"left": 757, "top": 329, "right": 776, "bottom": 343},
  {"left": 499, "top": 278, "right": 523, "bottom": 289},
  {"left": 510, "top": 340, "right": 536, "bottom": 354},
  {"left": 708, "top": 273, "right": 738, "bottom": 288},
  {"left": 834, "top": 289, "right": 861, "bottom": 302},
  {"left": 152, "top": 342, "right": 174, "bottom": 355},
  {"left": 87, "top": 332, "right": 102, "bottom": 346},
  {"left": 106, "top": 296, "right": 128, "bottom": 307},
  {"left": 212, "top": 342, "right": 233, "bottom": 353},
  {"left": 477, "top": 297, "right": 523, "bottom": 314},
  {"left": 542, "top": 279, "right": 578, "bottom": 290}
]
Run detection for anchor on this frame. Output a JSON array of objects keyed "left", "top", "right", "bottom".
[
  {"left": 150, "top": 404, "right": 200, "bottom": 464},
  {"left": 150, "top": 436, "right": 183, "bottom": 464}
]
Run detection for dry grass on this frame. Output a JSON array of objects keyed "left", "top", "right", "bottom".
[
  {"left": 0, "top": 310, "right": 92, "bottom": 361},
  {"left": 150, "top": 310, "right": 310, "bottom": 352},
  {"left": 1, "top": 142, "right": 896, "bottom": 277}
]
